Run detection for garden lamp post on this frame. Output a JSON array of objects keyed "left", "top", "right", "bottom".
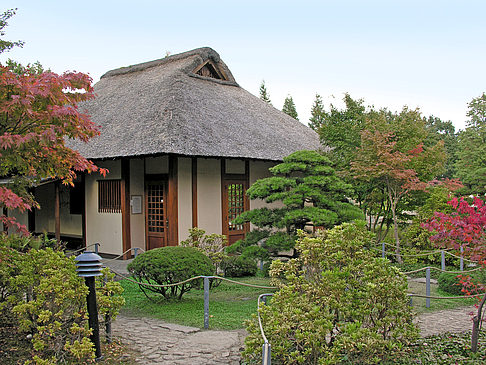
[{"left": 75, "top": 251, "right": 103, "bottom": 360}]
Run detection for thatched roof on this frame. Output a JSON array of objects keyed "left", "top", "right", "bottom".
[{"left": 68, "top": 47, "right": 320, "bottom": 161}]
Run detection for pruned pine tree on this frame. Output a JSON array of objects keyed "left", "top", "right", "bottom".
[
  {"left": 259, "top": 80, "right": 272, "bottom": 105},
  {"left": 228, "top": 150, "right": 363, "bottom": 260},
  {"left": 282, "top": 95, "right": 299, "bottom": 120}
]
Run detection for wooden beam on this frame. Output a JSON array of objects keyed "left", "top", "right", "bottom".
[
  {"left": 191, "top": 157, "right": 197, "bottom": 228},
  {"left": 55, "top": 181, "right": 60, "bottom": 241},
  {"left": 167, "top": 155, "right": 178, "bottom": 245},
  {"left": 81, "top": 174, "right": 87, "bottom": 247},
  {"left": 121, "top": 158, "right": 131, "bottom": 259}
]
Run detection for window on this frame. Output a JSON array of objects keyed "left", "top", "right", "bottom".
[{"left": 98, "top": 180, "right": 121, "bottom": 213}]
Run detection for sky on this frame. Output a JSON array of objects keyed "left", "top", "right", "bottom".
[{"left": 1, "top": 0, "right": 485, "bottom": 131}]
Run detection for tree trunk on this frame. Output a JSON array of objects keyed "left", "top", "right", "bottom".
[
  {"left": 390, "top": 201, "right": 402, "bottom": 264},
  {"left": 471, "top": 291, "right": 486, "bottom": 353}
]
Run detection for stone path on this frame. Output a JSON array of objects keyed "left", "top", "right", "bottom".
[
  {"left": 112, "top": 316, "right": 246, "bottom": 364},
  {"left": 414, "top": 306, "right": 476, "bottom": 337},
  {"left": 112, "top": 306, "right": 478, "bottom": 364}
]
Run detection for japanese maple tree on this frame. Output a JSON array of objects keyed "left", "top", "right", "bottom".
[
  {"left": 423, "top": 196, "right": 486, "bottom": 352},
  {"left": 351, "top": 129, "right": 430, "bottom": 262},
  {"left": 0, "top": 65, "right": 105, "bottom": 233}
]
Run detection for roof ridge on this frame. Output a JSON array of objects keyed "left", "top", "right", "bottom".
[{"left": 101, "top": 47, "right": 227, "bottom": 79}]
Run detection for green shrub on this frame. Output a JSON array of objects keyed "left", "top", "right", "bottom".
[
  {"left": 0, "top": 234, "right": 125, "bottom": 364},
  {"left": 243, "top": 222, "right": 418, "bottom": 364},
  {"left": 438, "top": 270, "right": 485, "bottom": 296},
  {"left": 127, "top": 246, "right": 214, "bottom": 300},
  {"left": 221, "top": 255, "right": 257, "bottom": 277},
  {"left": 180, "top": 227, "right": 228, "bottom": 270},
  {"left": 9, "top": 247, "right": 94, "bottom": 364}
]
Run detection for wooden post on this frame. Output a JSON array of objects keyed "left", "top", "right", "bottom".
[
  {"left": 191, "top": 157, "right": 198, "bottom": 228},
  {"left": 55, "top": 181, "right": 61, "bottom": 241},
  {"left": 121, "top": 159, "right": 131, "bottom": 259},
  {"left": 167, "top": 155, "right": 178, "bottom": 245},
  {"left": 426, "top": 267, "right": 431, "bottom": 308}
]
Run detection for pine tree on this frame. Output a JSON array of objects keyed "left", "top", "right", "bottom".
[
  {"left": 259, "top": 80, "right": 272, "bottom": 105},
  {"left": 308, "top": 93, "right": 325, "bottom": 131},
  {"left": 282, "top": 95, "right": 299, "bottom": 120},
  {"left": 228, "top": 150, "right": 363, "bottom": 260}
]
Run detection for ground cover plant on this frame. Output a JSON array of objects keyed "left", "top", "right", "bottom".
[
  {"left": 243, "top": 222, "right": 418, "bottom": 364},
  {"left": 119, "top": 276, "right": 276, "bottom": 330}
]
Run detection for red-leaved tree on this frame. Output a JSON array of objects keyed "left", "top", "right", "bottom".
[
  {"left": 351, "top": 130, "right": 429, "bottom": 263},
  {"left": 423, "top": 196, "right": 486, "bottom": 352},
  {"left": 0, "top": 64, "right": 106, "bottom": 234}
]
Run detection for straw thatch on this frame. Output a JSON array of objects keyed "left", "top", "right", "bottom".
[{"left": 68, "top": 47, "right": 320, "bottom": 161}]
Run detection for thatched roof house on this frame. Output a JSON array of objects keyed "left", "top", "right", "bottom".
[
  {"left": 69, "top": 47, "right": 319, "bottom": 160},
  {"left": 28, "top": 47, "right": 320, "bottom": 257}
]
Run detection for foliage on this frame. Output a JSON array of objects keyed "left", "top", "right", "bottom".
[
  {"left": 0, "top": 234, "right": 125, "bottom": 364},
  {"left": 230, "top": 150, "right": 362, "bottom": 260},
  {"left": 0, "top": 9, "right": 24, "bottom": 54},
  {"left": 8, "top": 247, "right": 94, "bottom": 364},
  {"left": 127, "top": 246, "right": 214, "bottom": 300},
  {"left": 455, "top": 92, "right": 486, "bottom": 195},
  {"left": 436, "top": 270, "right": 485, "bottom": 297},
  {"left": 259, "top": 80, "right": 272, "bottom": 105},
  {"left": 220, "top": 255, "right": 257, "bottom": 277},
  {"left": 282, "top": 94, "right": 298, "bottom": 120},
  {"left": 243, "top": 222, "right": 418, "bottom": 364},
  {"left": 308, "top": 93, "right": 325, "bottom": 131},
  {"left": 0, "top": 57, "right": 106, "bottom": 233},
  {"left": 96, "top": 268, "right": 125, "bottom": 320},
  {"left": 314, "top": 94, "right": 447, "bottom": 248},
  {"left": 180, "top": 227, "right": 228, "bottom": 270},
  {"left": 423, "top": 196, "right": 486, "bottom": 263},
  {"left": 424, "top": 116, "right": 458, "bottom": 179}
]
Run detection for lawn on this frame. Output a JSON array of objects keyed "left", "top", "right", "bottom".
[
  {"left": 407, "top": 280, "right": 477, "bottom": 313},
  {"left": 120, "top": 276, "right": 276, "bottom": 330}
]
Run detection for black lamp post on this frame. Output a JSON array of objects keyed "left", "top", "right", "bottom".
[{"left": 75, "top": 251, "right": 103, "bottom": 360}]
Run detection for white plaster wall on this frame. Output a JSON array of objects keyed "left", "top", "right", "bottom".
[
  {"left": 145, "top": 156, "right": 169, "bottom": 174},
  {"left": 35, "top": 183, "right": 54, "bottom": 233},
  {"left": 197, "top": 158, "right": 222, "bottom": 235},
  {"left": 130, "top": 158, "right": 145, "bottom": 250},
  {"left": 178, "top": 157, "right": 192, "bottom": 242},
  {"left": 225, "top": 159, "right": 245, "bottom": 174},
  {"left": 249, "top": 160, "right": 280, "bottom": 210},
  {"left": 85, "top": 160, "right": 122, "bottom": 255},
  {"left": 7, "top": 210, "right": 28, "bottom": 235}
]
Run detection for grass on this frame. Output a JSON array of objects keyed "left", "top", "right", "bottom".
[
  {"left": 407, "top": 280, "right": 477, "bottom": 313},
  {"left": 120, "top": 276, "right": 276, "bottom": 330}
]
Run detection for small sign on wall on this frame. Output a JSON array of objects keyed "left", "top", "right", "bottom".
[{"left": 131, "top": 195, "right": 142, "bottom": 214}]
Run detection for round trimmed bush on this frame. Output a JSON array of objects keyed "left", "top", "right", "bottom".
[
  {"left": 127, "top": 246, "right": 214, "bottom": 300},
  {"left": 221, "top": 255, "right": 257, "bottom": 277},
  {"left": 438, "top": 272, "right": 464, "bottom": 295}
]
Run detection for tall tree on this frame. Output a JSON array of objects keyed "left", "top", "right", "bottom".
[
  {"left": 259, "top": 80, "right": 272, "bottom": 105},
  {"left": 424, "top": 116, "right": 458, "bottom": 179},
  {"left": 351, "top": 129, "right": 432, "bottom": 262},
  {"left": 455, "top": 93, "right": 486, "bottom": 195},
  {"left": 228, "top": 150, "right": 363, "bottom": 260},
  {"left": 0, "top": 9, "right": 24, "bottom": 54},
  {"left": 282, "top": 94, "right": 298, "bottom": 120},
  {"left": 308, "top": 93, "right": 325, "bottom": 131}
]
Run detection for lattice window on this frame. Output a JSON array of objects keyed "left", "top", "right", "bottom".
[
  {"left": 227, "top": 183, "right": 245, "bottom": 231},
  {"left": 98, "top": 180, "right": 121, "bottom": 213},
  {"left": 147, "top": 184, "right": 165, "bottom": 233}
]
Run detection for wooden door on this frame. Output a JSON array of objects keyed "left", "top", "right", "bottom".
[
  {"left": 145, "top": 180, "right": 168, "bottom": 250},
  {"left": 222, "top": 179, "right": 249, "bottom": 245}
]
